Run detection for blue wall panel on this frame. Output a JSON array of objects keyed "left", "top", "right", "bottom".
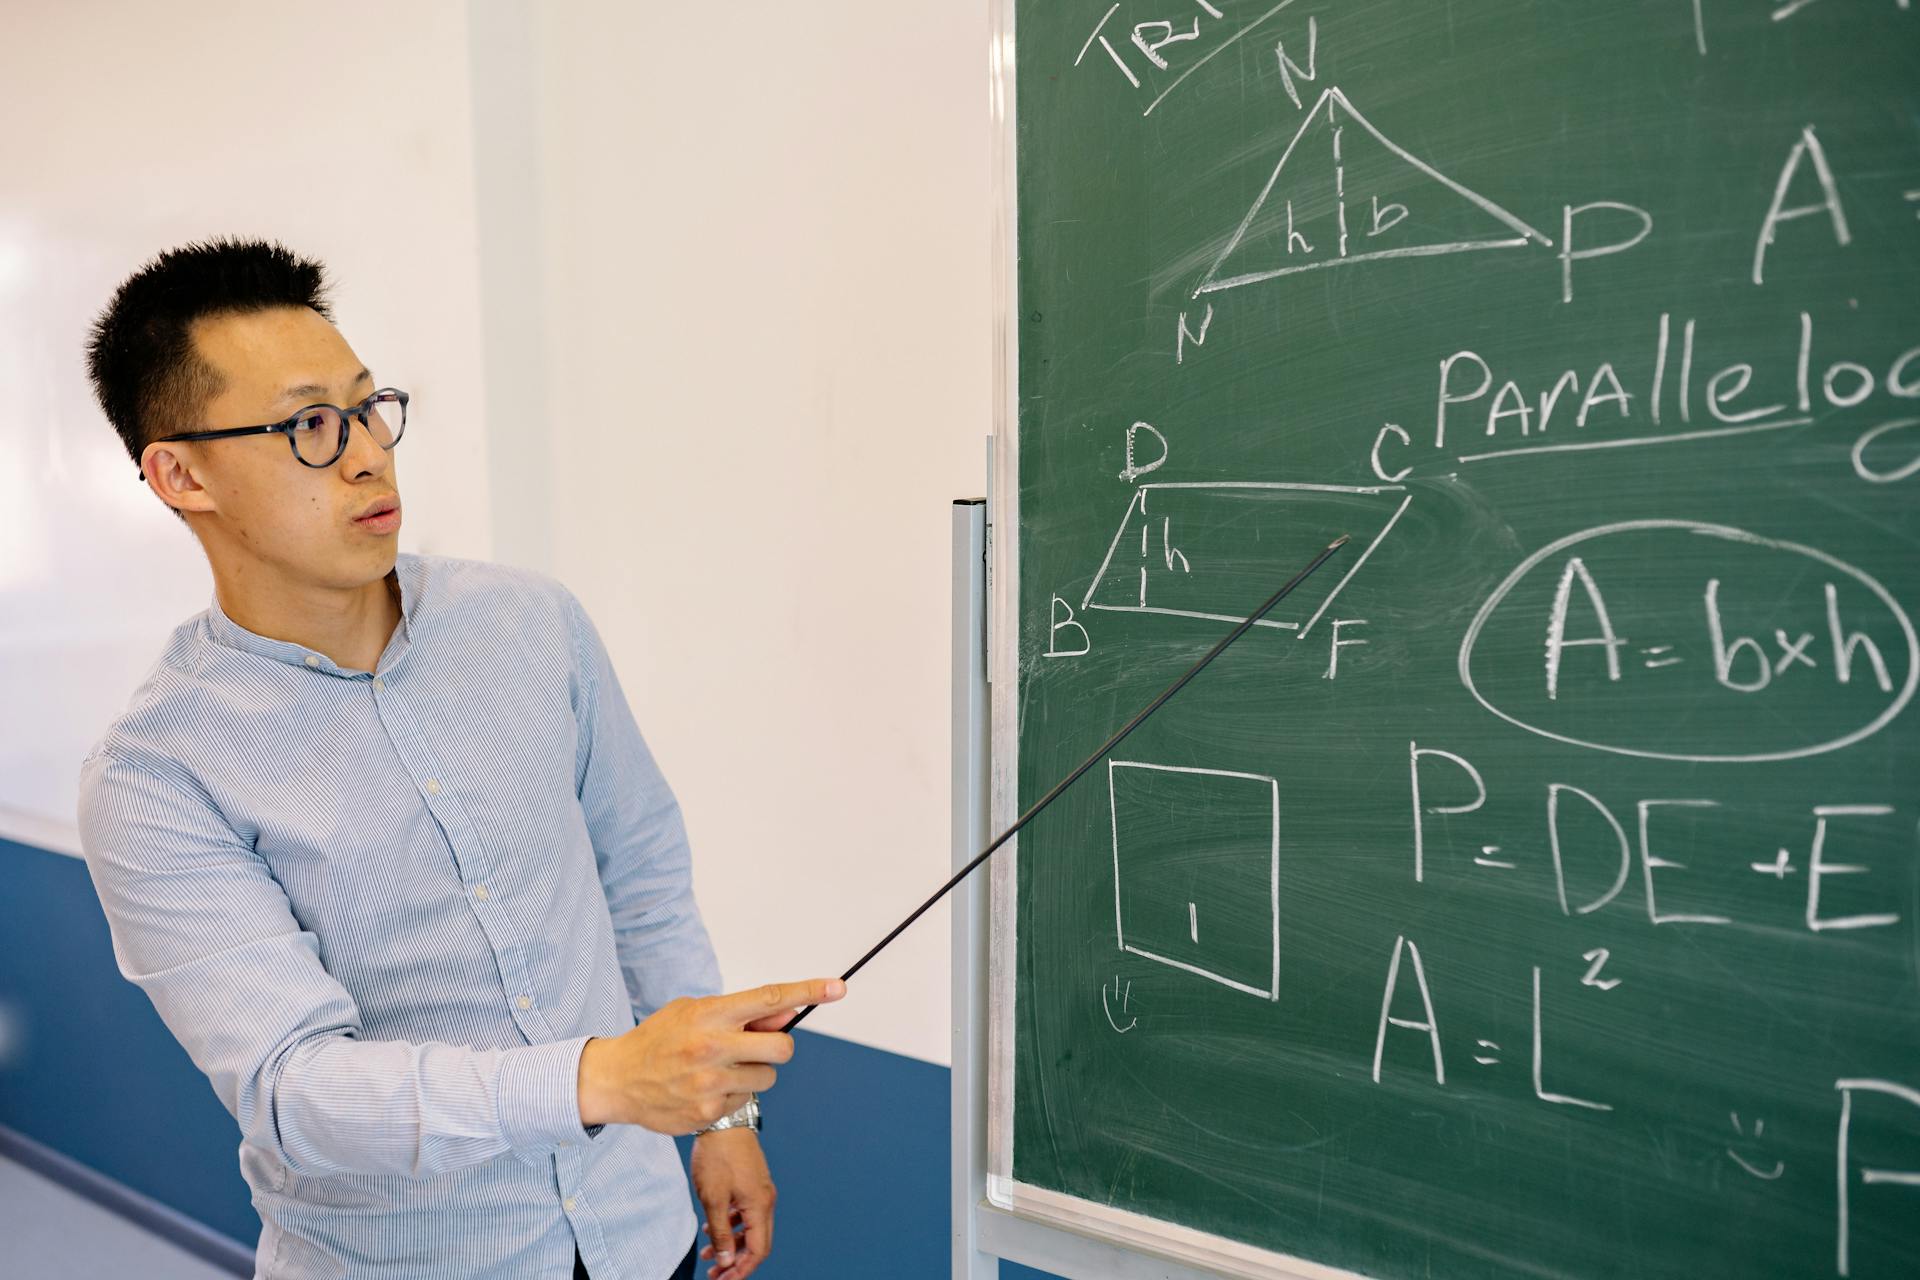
[{"left": 0, "top": 835, "right": 261, "bottom": 1244}]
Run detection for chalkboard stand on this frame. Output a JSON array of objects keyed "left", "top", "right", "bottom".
[{"left": 950, "top": 495, "right": 994, "bottom": 1279}]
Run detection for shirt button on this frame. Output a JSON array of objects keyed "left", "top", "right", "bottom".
[
  {"left": 516, "top": 994, "right": 532, "bottom": 1009},
  {"left": 372, "top": 676, "right": 384, "bottom": 691},
  {"left": 562, "top": 1197, "right": 576, "bottom": 1212},
  {"left": 303, "top": 655, "right": 320, "bottom": 667},
  {"left": 473, "top": 884, "right": 490, "bottom": 901},
  {"left": 424, "top": 779, "right": 441, "bottom": 795}
]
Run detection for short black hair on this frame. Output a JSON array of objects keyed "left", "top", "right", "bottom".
[{"left": 85, "top": 236, "right": 334, "bottom": 487}]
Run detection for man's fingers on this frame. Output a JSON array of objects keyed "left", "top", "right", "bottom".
[
  {"left": 723, "top": 1064, "right": 776, "bottom": 1094},
  {"left": 741, "top": 1012, "right": 795, "bottom": 1034},
  {"left": 711, "top": 978, "right": 846, "bottom": 1024},
  {"left": 713, "top": 1030, "right": 794, "bottom": 1066},
  {"left": 700, "top": 1194, "right": 737, "bottom": 1270},
  {"left": 700, "top": 1208, "right": 746, "bottom": 1256},
  {"left": 744, "top": 1195, "right": 773, "bottom": 1273},
  {"left": 713, "top": 1206, "right": 768, "bottom": 1280},
  {"left": 699, "top": 1207, "right": 746, "bottom": 1233}
]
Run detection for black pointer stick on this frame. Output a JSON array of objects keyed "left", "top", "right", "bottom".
[{"left": 779, "top": 533, "right": 1351, "bottom": 1034}]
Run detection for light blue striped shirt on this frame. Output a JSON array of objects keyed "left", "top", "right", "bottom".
[{"left": 75, "top": 551, "right": 721, "bottom": 1279}]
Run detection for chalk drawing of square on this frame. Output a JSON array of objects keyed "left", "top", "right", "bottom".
[{"left": 1109, "top": 761, "right": 1280, "bottom": 1001}]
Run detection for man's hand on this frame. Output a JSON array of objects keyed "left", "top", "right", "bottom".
[
  {"left": 691, "top": 1128, "right": 774, "bottom": 1280},
  {"left": 576, "top": 978, "right": 845, "bottom": 1134}
]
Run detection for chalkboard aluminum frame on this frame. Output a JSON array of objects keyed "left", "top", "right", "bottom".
[{"left": 967, "top": 3, "right": 1372, "bottom": 1277}]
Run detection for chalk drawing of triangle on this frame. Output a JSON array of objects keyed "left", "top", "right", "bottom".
[{"left": 1193, "top": 87, "right": 1552, "bottom": 298}]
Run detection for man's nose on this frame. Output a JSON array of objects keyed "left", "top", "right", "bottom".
[{"left": 340, "top": 413, "right": 393, "bottom": 478}]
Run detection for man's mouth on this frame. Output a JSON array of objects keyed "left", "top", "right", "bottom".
[{"left": 354, "top": 497, "right": 399, "bottom": 522}]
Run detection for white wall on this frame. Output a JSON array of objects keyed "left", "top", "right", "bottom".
[
  {"left": 0, "top": 1, "right": 495, "bottom": 850},
  {"left": 4, "top": 0, "right": 992, "bottom": 1069},
  {"left": 515, "top": 2, "right": 994, "bottom": 1065}
]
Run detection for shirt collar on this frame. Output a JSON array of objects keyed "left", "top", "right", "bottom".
[{"left": 205, "top": 553, "right": 422, "bottom": 678}]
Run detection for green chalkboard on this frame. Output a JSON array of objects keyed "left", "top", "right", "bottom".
[{"left": 1003, "top": 3, "right": 1920, "bottom": 1278}]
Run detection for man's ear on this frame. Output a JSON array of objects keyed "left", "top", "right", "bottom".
[{"left": 143, "top": 444, "right": 216, "bottom": 517}]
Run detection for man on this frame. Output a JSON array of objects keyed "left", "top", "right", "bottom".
[{"left": 75, "top": 237, "right": 844, "bottom": 1280}]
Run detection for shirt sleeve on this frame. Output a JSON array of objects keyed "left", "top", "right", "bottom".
[
  {"left": 562, "top": 586, "right": 724, "bottom": 1021},
  {"left": 75, "top": 746, "right": 597, "bottom": 1180}
]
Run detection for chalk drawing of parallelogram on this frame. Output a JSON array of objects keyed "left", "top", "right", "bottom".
[
  {"left": 1083, "top": 482, "right": 1411, "bottom": 638},
  {"left": 1193, "top": 86, "right": 1552, "bottom": 298},
  {"left": 1110, "top": 761, "right": 1281, "bottom": 1000}
]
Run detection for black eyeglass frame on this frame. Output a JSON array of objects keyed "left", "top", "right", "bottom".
[{"left": 134, "top": 388, "right": 409, "bottom": 480}]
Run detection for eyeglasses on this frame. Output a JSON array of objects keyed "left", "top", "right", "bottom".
[{"left": 135, "top": 388, "right": 409, "bottom": 479}]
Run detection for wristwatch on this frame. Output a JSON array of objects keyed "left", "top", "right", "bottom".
[{"left": 696, "top": 1093, "right": 760, "bottom": 1135}]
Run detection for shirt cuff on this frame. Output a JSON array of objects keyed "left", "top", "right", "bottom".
[{"left": 497, "top": 1034, "right": 599, "bottom": 1150}]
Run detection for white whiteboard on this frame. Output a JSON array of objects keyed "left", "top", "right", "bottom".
[{"left": 0, "top": 1, "right": 501, "bottom": 856}]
